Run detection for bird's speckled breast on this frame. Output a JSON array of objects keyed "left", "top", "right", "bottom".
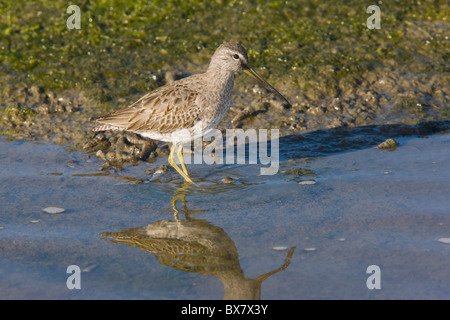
[{"left": 199, "top": 71, "right": 235, "bottom": 130}]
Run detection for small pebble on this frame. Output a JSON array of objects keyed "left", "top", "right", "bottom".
[
  {"left": 437, "top": 237, "right": 450, "bottom": 244},
  {"left": 185, "top": 263, "right": 196, "bottom": 268},
  {"left": 222, "top": 177, "right": 235, "bottom": 184},
  {"left": 272, "top": 246, "right": 288, "bottom": 251},
  {"left": 375, "top": 138, "right": 399, "bottom": 151},
  {"left": 42, "top": 206, "right": 66, "bottom": 214},
  {"left": 298, "top": 180, "right": 316, "bottom": 185},
  {"left": 82, "top": 264, "right": 98, "bottom": 272},
  {"left": 269, "top": 97, "right": 290, "bottom": 109}
]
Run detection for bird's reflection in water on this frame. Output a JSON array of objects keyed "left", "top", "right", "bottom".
[{"left": 100, "top": 182, "right": 296, "bottom": 300}]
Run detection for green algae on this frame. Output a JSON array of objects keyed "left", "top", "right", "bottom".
[
  {"left": 2, "top": 104, "right": 36, "bottom": 122},
  {"left": 1, "top": 1, "right": 448, "bottom": 99}
]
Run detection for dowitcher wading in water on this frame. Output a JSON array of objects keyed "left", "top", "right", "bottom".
[{"left": 94, "top": 42, "right": 291, "bottom": 183}]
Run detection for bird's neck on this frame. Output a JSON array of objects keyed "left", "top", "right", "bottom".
[
  {"left": 206, "top": 61, "right": 234, "bottom": 78},
  {"left": 205, "top": 65, "right": 235, "bottom": 97}
]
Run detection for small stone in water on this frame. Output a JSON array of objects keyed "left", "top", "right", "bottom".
[
  {"left": 82, "top": 264, "right": 98, "bottom": 272},
  {"left": 272, "top": 246, "right": 288, "bottom": 251},
  {"left": 42, "top": 206, "right": 66, "bottom": 214},
  {"left": 298, "top": 180, "right": 316, "bottom": 185},
  {"left": 437, "top": 237, "right": 450, "bottom": 244},
  {"left": 375, "top": 138, "right": 399, "bottom": 151},
  {"left": 222, "top": 177, "right": 235, "bottom": 184}
]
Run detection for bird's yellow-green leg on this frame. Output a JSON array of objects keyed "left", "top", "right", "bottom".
[
  {"left": 170, "top": 191, "right": 190, "bottom": 221},
  {"left": 168, "top": 143, "right": 193, "bottom": 184},
  {"left": 170, "top": 193, "right": 182, "bottom": 221},
  {"left": 177, "top": 144, "right": 192, "bottom": 180}
]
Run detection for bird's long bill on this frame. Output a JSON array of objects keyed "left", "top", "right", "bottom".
[{"left": 244, "top": 67, "right": 291, "bottom": 107}]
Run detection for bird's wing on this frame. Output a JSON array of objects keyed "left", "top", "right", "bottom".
[{"left": 96, "top": 80, "right": 202, "bottom": 133}]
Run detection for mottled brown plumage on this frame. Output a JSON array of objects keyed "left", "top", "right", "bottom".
[
  {"left": 94, "top": 42, "right": 290, "bottom": 183},
  {"left": 95, "top": 78, "right": 202, "bottom": 136}
]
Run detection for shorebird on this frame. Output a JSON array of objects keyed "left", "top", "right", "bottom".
[{"left": 94, "top": 42, "right": 291, "bottom": 183}]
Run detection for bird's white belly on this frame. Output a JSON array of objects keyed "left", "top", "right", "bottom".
[{"left": 139, "top": 120, "right": 212, "bottom": 144}]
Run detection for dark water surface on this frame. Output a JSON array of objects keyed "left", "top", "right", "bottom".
[{"left": 1, "top": 131, "right": 449, "bottom": 299}]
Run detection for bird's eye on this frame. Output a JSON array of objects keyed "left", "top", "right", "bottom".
[{"left": 232, "top": 54, "right": 239, "bottom": 60}]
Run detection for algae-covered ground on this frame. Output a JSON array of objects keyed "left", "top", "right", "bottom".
[{"left": 0, "top": 0, "right": 449, "bottom": 163}]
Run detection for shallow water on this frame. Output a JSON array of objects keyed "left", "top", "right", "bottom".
[{"left": 1, "top": 130, "right": 450, "bottom": 299}]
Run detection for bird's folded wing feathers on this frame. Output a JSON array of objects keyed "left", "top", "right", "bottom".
[{"left": 95, "top": 83, "right": 201, "bottom": 133}]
